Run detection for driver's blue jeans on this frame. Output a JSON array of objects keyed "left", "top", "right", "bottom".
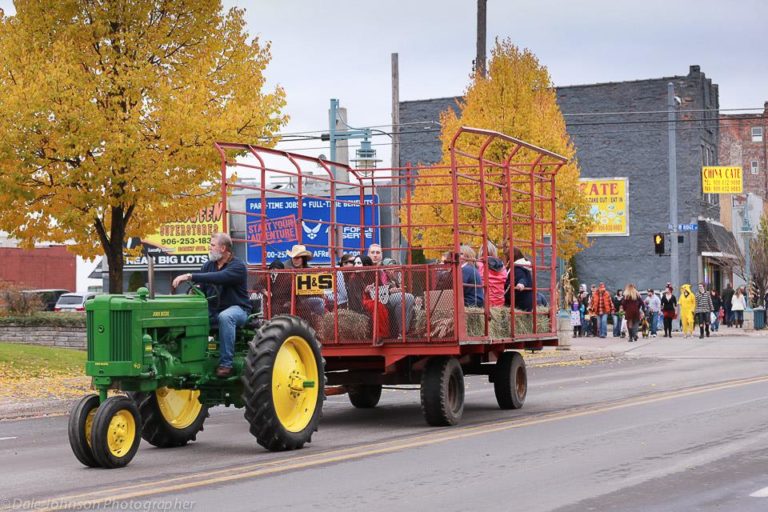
[{"left": 216, "top": 305, "right": 248, "bottom": 368}]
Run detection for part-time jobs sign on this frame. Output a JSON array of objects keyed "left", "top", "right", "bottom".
[
  {"left": 245, "top": 195, "right": 380, "bottom": 264},
  {"left": 579, "top": 178, "right": 629, "bottom": 236},
  {"left": 702, "top": 166, "right": 743, "bottom": 194}
]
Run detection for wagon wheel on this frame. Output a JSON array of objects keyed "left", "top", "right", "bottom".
[
  {"left": 242, "top": 315, "right": 325, "bottom": 451},
  {"left": 89, "top": 396, "right": 142, "bottom": 469},
  {"left": 493, "top": 351, "right": 527, "bottom": 409},
  {"left": 133, "top": 388, "right": 209, "bottom": 448},
  {"left": 68, "top": 394, "right": 101, "bottom": 467},
  {"left": 420, "top": 357, "right": 465, "bottom": 426},
  {"left": 347, "top": 384, "right": 382, "bottom": 408}
]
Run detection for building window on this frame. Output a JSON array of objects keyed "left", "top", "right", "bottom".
[
  {"left": 753, "top": 127, "right": 764, "bottom": 142},
  {"left": 752, "top": 160, "right": 760, "bottom": 174}
]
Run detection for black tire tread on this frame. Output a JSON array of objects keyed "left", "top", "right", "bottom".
[
  {"left": 420, "top": 357, "right": 464, "bottom": 426},
  {"left": 348, "top": 384, "right": 382, "bottom": 409},
  {"left": 242, "top": 315, "right": 325, "bottom": 451},
  {"left": 90, "top": 396, "right": 142, "bottom": 469},
  {"left": 131, "top": 391, "right": 209, "bottom": 448},
  {"left": 68, "top": 394, "right": 101, "bottom": 468},
  {"left": 494, "top": 351, "right": 527, "bottom": 410}
]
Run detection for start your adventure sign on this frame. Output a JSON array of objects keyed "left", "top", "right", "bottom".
[
  {"left": 702, "top": 166, "right": 743, "bottom": 194},
  {"left": 579, "top": 178, "right": 629, "bottom": 236}
]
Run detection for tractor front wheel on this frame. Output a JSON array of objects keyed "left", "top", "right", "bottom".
[
  {"left": 242, "top": 315, "right": 325, "bottom": 451},
  {"left": 134, "top": 388, "right": 209, "bottom": 448},
  {"left": 90, "top": 396, "right": 142, "bottom": 469},
  {"left": 68, "top": 394, "right": 101, "bottom": 468},
  {"left": 420, "top": 357, "right": 465, "bottom": 426}
]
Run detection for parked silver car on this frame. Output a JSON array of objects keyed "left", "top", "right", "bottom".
[{"left": 54, "top": 292, "right": 98, "bottom": 312}]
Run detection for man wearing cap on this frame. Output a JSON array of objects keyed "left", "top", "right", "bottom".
[{"left": 173, "top": 232, "right": 251, "bottom": 378}]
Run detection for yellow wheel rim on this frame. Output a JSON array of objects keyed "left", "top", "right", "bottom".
[
  {"left": 156, "top": 388, "right": 203, "bottom": 429},
  {"left": 272, "top": 335, "right": 319, "bottom": 433},
  {"left": 84, "top": 408, "right": 96, "bottom": 448},
  {"left": 106, "top": 410, "right": 136, "bottom": 458}
]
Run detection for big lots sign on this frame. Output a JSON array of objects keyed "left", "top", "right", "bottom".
[{"left": 244, "top": 195, "right": 380, "bottom": 265}]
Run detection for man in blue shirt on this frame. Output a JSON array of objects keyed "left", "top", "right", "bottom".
[
  {"left": 173, "top": 233, "right": 251, "bottom": 377},
  {"left": 460, "top": 245, "right": 484, "bottom": 308}
]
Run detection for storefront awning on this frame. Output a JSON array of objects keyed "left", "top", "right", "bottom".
[{"left": 698, "top": 220, "right": 741, "bottom": 260}]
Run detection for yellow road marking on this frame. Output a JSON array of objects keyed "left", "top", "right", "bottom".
[{"left": 15, "top": 374, "right": 768, "bottom": 511}]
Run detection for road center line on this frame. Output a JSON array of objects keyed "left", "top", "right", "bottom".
[
  {"left": 750, "top": 486, "right": 768, "bottom": 498},
  {"left": 14, "top": 374, "right": 768, "bottom": 512}
]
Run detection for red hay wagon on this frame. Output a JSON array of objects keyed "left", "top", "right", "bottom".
[{"left": 215, "top": 127, "right": 567, "bottom": 425}]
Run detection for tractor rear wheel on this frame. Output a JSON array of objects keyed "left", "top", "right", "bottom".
[
  {"left": 133, "top": 388, "right": 209, "bottom": 448},
  {"left": 90, "top": 396, "right": 142, "bottom": 469},
  {"left": 242, "top": 315, "right": 325, "bottom": 451},
  {"left": 420, "top": 357, "right": 465, "bottom": 426},
  {"left": 68, "top": 394, "right": 101, "bottom": 468},
  {"left": 347, "top": 384, "right": 382, "bottom": 408},
  {"left": 493, "top": 351, "right": 527, "bottom": 409}
]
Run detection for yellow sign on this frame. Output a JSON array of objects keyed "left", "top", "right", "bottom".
[
  {"left": 143, "top": 202, "right": 224, "bottom": 254},
  {"left": 702, "top": 166, "right": 743, "bottom": 194},
  {"left": 579, "top": 178, "right": 629, "bottom": 236},
  {"left": 295, "top": 273, "right": 335, "bottom": 295}
]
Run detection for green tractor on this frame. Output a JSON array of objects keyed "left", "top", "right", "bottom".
[{"left": 68, "top": 287, "right": 324, "bottom": 469}]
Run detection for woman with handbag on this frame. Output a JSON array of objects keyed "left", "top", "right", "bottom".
[{"left": 660, "top": 284, "right": 677, "bottom": 338}]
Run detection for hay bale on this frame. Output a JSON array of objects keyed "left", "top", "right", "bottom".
[{"left": 319, "top": 309, "right": 370, "bottom": 341}]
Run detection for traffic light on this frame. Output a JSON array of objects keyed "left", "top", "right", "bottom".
[{"left": 654, "top": 233, "right": 665, "bottom": 255}]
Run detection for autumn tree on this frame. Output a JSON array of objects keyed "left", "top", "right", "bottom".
[
  {"left": 408, "top": 39, "right": 592, "bottom": 262},
  {"left": 0, "top": 1, "right": 287, "bottom": 292}
]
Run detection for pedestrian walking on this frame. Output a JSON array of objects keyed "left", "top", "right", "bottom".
[
  {"left": 722, "top": 283, "right": 734, "bottom": 327},
  {"left": 590, "top": 282, "right": 614, "bottom": 338},
  {"left": 612, "top": 289, "right": 624, "bottom": 337},
  {"left": 660, "top": 284, "right": 677, "bottom": 337},
  {"left": 620, "top": 283, "right": 645, "bottom": 342},
  {"left": 710, "top": 289, "right": 722, "bottom": 332},
  {"left": 679, "top": 284, "right": 696, "bottom": 338},
  {"left": 644, "top": 289, "right": 661, "bottom": 337},
  {"left": 731, "top": 287, "right": 746, "bottom": 328},
  {"left": 694, "top": 283, "right": 714, "bottom": 339}
]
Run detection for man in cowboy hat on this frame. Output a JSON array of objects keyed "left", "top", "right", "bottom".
[
  {"left": 172, "top": 232, "right": 251, "bottom": 378},
  {"left": 281, "top": 244, "right": 325, "bottom": 317}
]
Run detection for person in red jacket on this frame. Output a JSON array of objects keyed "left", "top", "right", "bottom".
[{"left": 590, "top": 282, "right": 615, "bottom": 338}]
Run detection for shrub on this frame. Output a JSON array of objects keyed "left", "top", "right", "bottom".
[
  {"left": 0, "top": 283, "right": 43, "bottom": 316},
  {"left": 0, "top": 312, "right": 86, "bottom": 327}
]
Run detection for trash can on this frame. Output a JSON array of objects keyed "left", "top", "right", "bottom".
[{"left": 753, "top": 307, "right": 765, "bottom": 330}]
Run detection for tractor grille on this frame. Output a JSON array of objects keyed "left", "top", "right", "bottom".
[
  {"left": 86, "top": 311, "right": 95, "bottom": 361},
  {"left": 109, "top": 310, "right": 132, "bottom": 361}
]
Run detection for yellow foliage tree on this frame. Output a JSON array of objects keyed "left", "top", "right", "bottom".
[
  {"left": 0, "top": 1, "right": 287, "bottom": 292},
  {"left": 408, "top": 39, "right": 592, "bottom": 262}
]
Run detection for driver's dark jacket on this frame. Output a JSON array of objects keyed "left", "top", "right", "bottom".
[{"left": 191, "top": 257, "right": 251, "bottom": 316}]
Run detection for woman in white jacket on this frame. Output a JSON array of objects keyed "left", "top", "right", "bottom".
[{"left": 730, "top": 287, "right": 747, "bottom": 328}]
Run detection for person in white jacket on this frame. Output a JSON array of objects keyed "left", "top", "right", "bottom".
[{"left": 730, "top": 287, "right": 747, "bottom": 328}]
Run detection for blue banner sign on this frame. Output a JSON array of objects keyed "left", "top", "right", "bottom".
[{"left": 245, "top": 195, "right": 379, "bottom": 265}]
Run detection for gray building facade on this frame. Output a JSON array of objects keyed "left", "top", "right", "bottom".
[{"left": 399, "top": 65, "right": 730, "bottom": 293}]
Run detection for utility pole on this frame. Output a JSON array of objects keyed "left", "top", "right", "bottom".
[
  {"left": 328, "top": 99, "right": 350, "bottom": 182},
  {"left": 391, "top": 53, "right": 401, "bottom": 253},
  {"left": 668, "top": 82, "right": 680, "bottom": 291},
  {"left": 476, "top": 0, "right": 487, "bottom": 78}
]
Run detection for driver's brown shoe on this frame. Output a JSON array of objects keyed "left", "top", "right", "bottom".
[{"left": 216, "top": 366, "right": 233, "bottom": 378}]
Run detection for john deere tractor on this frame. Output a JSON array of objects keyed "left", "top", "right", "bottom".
[{"left": 68, "top": 287, "right": 324, "bottom": 469}]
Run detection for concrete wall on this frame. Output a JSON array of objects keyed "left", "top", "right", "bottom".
[{"left": 0, "top": 325, "right": 85, "bottom": 349}]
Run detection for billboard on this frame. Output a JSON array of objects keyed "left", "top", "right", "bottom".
[
  {"left": 245, "top": 195, "right": 380, "bottom": 265},
  {"left": 124, "top": 202, "right": 224, "bottom": 269},
  {"left": 702, "top": 166, "right": 743, "bottom": 194},
  {"left": 579, "top": 178, "right": 629, "bottom": 236}
]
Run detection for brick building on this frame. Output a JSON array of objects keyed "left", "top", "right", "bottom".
[
  {"left": 399, "top": 65, "right": 737, "bottom": 293},
  {"left": 719, "top": 102, "right": 768, "bottom": 200},
  {"left": 0, "top": 245, "right": 76, "bottom": 290}
]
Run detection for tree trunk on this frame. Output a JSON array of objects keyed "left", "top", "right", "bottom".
[{"left": 95, "top": 205, "right": 132, "bottom": 294}]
